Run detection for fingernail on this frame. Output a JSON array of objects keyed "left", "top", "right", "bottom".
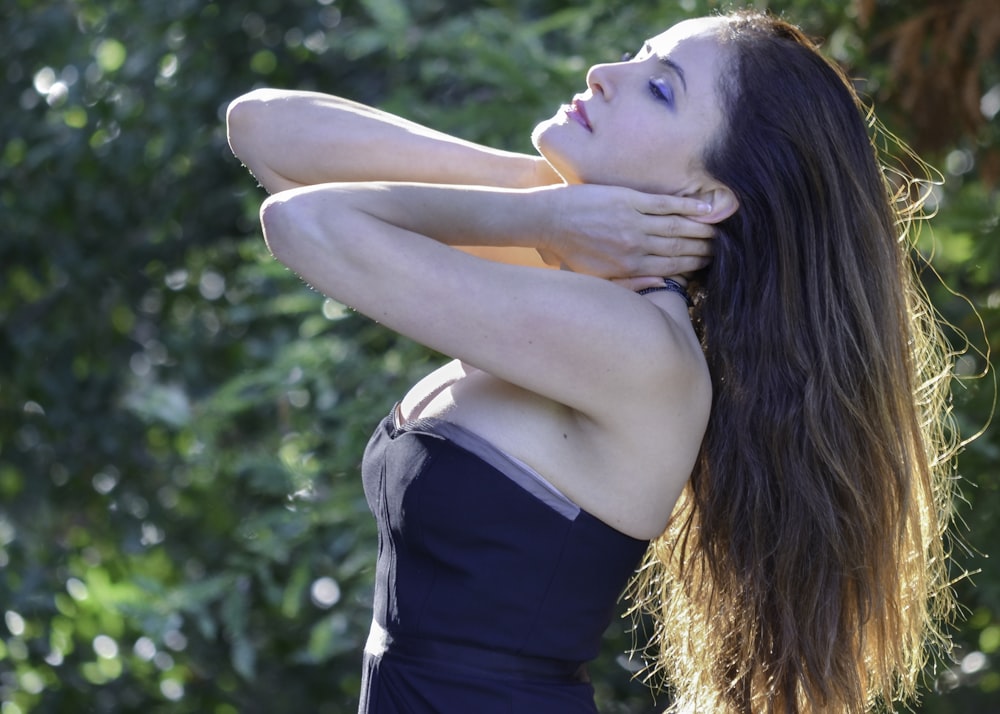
[{"left": 697, "top": 202, "right": 712, "bottom": 213}]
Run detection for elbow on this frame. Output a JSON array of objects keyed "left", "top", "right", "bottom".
[
  {"left": 225, "top": 91, "right": 261, "bottom": 163},
  {"left": 259, "top": 193, "right": 299, "bottom": 265},
  {"left": 226, "top": 88, "right": 278, "bottom": 166},
  {"left": 259, "top": 189, "right": 349, "bottom": 291},
  {"left": 260, "top": 187, "right": 362, "bottom": 300},
  {"left": 259, "top": 188, "right": 331, "bottom": 272}
]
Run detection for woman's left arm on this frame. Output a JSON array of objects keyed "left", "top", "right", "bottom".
[
  {"left": 260, "top": 181, "right": 705, "bottom": 421},
  {"left": 228, "top": 90, "right": 715, "bottom": 282}
]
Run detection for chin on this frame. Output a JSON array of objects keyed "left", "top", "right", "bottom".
[
  {"left": 531, "top": 128, "right": 581, "bottom": 184},
  {"left": 529, "top": 118, "right": 553, "bottom": 154}
]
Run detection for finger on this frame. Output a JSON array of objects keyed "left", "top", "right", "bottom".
[
  {"left": 641, "top": 235, "right": 715, "bottom": 260},
  {"left": 630, "top": 276, "right": 671, "bottom": 291},
  {"left": 632, "top": 254, "right": 713, "bottom": 277},
  {"left": 644, "top": 216, "right": 716, "bottom": 240},
  {"left": 609, "top": 276, "right": 641, "bottom": 290},
  {"left": 635, "top": 193, "right": 713, "bottom": 217}
]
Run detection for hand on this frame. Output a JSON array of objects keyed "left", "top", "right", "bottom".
[{"left": 535, "top": 184, "right": 716, "bottom": 288}]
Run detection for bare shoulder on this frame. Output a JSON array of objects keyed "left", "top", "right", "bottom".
[
  {"left": 464, "top": 298, "right": 710, "bottom": 540},
  {"left": 395, "top": 296, "right": 711, "bottom": 541},
  {"left": 590, "top": 293, "right": 711, "bottom": 432},
  {"left": 578, "top": 302, "right": 711, "bottom": 538}
]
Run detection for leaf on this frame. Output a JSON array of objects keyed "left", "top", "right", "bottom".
[
  {"left": 280, "top": 562, "right": 312, "bottom": 619},
  {"left": 359, "top": 0, "right": 410, "bottom": 34},
  {"left": 230, "top": 634, "right": 257, "bottom": 680},
  {"left": 293, "top": 612, "right": 354, "bottom": 664}
]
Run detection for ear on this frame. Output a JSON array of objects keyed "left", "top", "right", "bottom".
[{"left": 689, "top": 185, "right": 739, "bottom": 224}]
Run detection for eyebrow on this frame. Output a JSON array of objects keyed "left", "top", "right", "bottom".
[{"left": 644, "top": 42, "right": 688, "bottom": 94}]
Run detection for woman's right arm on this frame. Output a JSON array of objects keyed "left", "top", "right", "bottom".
[{"left": 226, "top": 89, "right": 561, "bottom": 194}]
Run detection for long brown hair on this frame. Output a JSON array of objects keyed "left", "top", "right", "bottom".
[{"left": 628, "top": 12, "right": 958, "bottom": 714}]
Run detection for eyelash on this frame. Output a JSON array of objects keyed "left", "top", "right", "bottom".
[{"left": 648, "top": 78, "right": 674, "bottom": 106}]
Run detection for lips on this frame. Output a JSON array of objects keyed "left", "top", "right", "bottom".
[{"left": 566, "top": 98, "right": 592, "bottom": 132}]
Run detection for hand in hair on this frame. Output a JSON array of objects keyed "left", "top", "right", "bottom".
[{"left": 533, "top": 183, "right": 717, "bottom": 289}]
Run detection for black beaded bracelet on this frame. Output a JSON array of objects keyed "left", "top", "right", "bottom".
[{"left": 637, "top": 278, "right": 692, "bottom": 307}]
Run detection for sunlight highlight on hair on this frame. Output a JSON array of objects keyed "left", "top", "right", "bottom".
[{"left": 624, "top": 10, "right": 985, "bottom": 714}]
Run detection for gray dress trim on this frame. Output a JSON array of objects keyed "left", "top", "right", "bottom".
[{"left": 393, "top": 410, "right": 581, "bottom": 521}]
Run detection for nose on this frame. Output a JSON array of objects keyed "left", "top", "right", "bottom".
[{"left": 586, "top": 62, "right": 616, "bottom": 99}]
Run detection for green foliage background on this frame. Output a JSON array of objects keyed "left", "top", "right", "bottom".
[{"left": 1, "top": 0, "right": 996, "bottom": 712}]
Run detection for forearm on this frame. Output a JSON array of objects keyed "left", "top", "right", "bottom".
[
  {"left": 227, "top": 89, "right": 561, "bottom": 193},
  {"left": 261, "top": 181, "right": 562, "bottom": 287},
  {"left": 263, "top": 180, "right": 719, "bottom": 280},
  {"left": 321, "top": 182, "right": 553, "bottom": 252}
]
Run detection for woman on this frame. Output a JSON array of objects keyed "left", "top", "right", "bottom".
[{"left": 227, "top": 10, "right": 956, "bottom": 714}]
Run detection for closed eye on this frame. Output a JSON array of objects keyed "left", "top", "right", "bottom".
[{"left": 648, "top": 78, "right": 675, "bottom": 107}]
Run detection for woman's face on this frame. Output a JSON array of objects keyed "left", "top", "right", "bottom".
[{"left": 532, "top": 17, "right": 728, "bottom": 196}]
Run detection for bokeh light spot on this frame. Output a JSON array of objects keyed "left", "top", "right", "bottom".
[
  {"left": 310, "top": 577, "right": 341, "bottom": 608},
  {"left": 95, "top": 39, "right": 127, "bottom": 72}
]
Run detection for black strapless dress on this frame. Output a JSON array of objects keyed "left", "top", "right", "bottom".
[{"left": 358, "top": 407, "right": 650, "bottom": 713}]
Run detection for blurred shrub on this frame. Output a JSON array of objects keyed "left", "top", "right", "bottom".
[{"left": 1, "top": 0, "right": 996, "bottom": 712}]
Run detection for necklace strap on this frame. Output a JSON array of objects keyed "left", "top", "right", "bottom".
[{"left": 637, "top": 278, "right": 692, "bottom": 307}]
